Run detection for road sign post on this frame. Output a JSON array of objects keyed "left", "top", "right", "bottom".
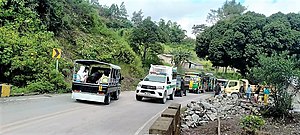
[
  {"left": 56, "top": 59, "right": 59, "bottom": 71},
  {"left": 52, "top": 48, "right": 62, "bottom": 71}
]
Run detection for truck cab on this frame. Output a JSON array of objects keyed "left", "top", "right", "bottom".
[
  {"left": 184, "top": 72, "right": 201, "bottom": 94},
  {"left": 135, "top": 65, "right": 176, "bottom": 104},
  {"left": 224, "top": 79, "right": 255, "bottom": 98}
]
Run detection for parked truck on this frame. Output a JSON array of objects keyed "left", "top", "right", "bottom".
[
  {"left": 224, "top": 79, "right": 256, "bottom": 99},
  {"left": 135, "top": 65, "right": 177, "bottom": 104},
  {"left": 184, "top": 72, "right": 201, "bottom": 94}
]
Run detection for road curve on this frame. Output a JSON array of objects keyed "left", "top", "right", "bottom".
[{"left": 0, "top": 91, "right": 212, "bottom": 135}]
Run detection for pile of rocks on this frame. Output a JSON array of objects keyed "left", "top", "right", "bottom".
[{"left": 181, "top": 95, "right": 263, "bottom": 129}]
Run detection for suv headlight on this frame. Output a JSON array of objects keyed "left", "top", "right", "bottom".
[
  {"left": 137, "top": 84, "right": 142, "bottom": 88},
  {"left": 157, "top": 86, "right": 164, "bottom": 90}
]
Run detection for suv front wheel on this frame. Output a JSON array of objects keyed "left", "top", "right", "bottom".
[
  {"left": 136, "top": 95, "right": 143, "bottom": 101},
  {"left": 160, "top": 92, "right": 167, "bottom": 104},
  {"left": 169, "top": 90, "right": 175, "bottom": 100}
]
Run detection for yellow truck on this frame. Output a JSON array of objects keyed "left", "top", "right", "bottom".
[{"left": 224, "top": 79, "right": 256, "bottom": 98}]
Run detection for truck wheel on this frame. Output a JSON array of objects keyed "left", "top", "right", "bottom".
[
  {"left": 112, "top": 90, "right": 119, "bottom": 100},
  {"left": 160, "top": 92, "right": 167, "bottom": 104},
  {"left": 231, "top": 93, "right": 239, "bottom": 100},
  {"left": 136, "top": 95, "right": 143, "bottom": 101},
  {"left": 169, "top": 90, "right": 174, "bottom": 100},
  {"left": 104, "top": 93, "right": 111, "bottom": 105}
]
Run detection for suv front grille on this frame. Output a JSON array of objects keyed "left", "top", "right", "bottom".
[{"left": 141, "top": 85, "right": 156, "bottom": 90}]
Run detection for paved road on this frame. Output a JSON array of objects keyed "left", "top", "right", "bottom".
[{"left": 0, "top": 91, "right": 212, "bottom": 135}]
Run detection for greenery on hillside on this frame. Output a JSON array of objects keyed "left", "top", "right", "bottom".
[
  {"left": 195, "top": 0, "right": 300, "bottom": 76},
  {"left": 0, "top": 0, "right": 189, "bottom": 93}
]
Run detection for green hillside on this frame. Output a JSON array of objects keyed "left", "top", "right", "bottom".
[{"left": 0, "top": 0, "right": 189, "bottom": 93}]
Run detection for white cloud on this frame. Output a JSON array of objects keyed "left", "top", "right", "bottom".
[
  {"left": 243, "top": 0, "right": 300, "bottom": 16},
  {"left": 97, "top": 0, "right": 300, "bottom": 38}
]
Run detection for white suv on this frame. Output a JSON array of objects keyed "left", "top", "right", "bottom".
[{"left": 136, "top": 74, "right": 176, "bottom": 104}]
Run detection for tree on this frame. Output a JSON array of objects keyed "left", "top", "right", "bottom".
[
  {"left": 192, "top": 24, "right": 208, "bottom": 35},
  {"left": 129, "top": 17, "right": 162, "bottom": 64},
  {"left": 131, "top": 9, "right": 144, "bottom": 26},
  {"left": 171, "top": 47, "right": 192, "bottom": 66},
  {"left": 206, "top": 0, "right": 247, "bottom": 24},
  {"left": 157, "top": 19, "right": 186, "bottom": 44},
  {"left": 119, "top": 2, "right": 128, "bottom": 19},
  {"left": 97, "top": 2, "right": 132, "bottom": 29},
  {"left": 251, "top": 53, "right": 300, "bottom": 117},
  {"left": 168, "top": 22, "right": 186, "bottom": 43},
  {"left": 196, "top": 11, "right": 300, "bottom": 76}
]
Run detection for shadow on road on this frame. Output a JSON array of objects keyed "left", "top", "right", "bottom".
[{"left": 73, "top": 99, "right": 116, "bottom": 106}]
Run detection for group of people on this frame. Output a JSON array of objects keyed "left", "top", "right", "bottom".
[
  {"left": 246, "top": 84, "right": 270, "bottom": 105},
  {"left": 213, "top": 82, "right": 271, "bottom": 105},
  {"left": 75, "top": 66, "right": 110, "bottom": 84}
]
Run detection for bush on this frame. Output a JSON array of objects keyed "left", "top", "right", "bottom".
[
  {"left": 49, "top": 70, "right": 69, "bottom": 91},
  {"left": 26, "top": 81, "right": 55, "bottom": 94},
  {"left": 240, "top": 115, "right": 265, "bottom": 134},
  {"left": 11, "top": 86, "right": 29, "bottom": 94},
  {"left": 261, "top": 91, "right": 293, "bottom": 117}
]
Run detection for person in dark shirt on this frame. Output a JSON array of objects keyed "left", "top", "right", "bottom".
[
  {"left": 180, "top": 77, "right": 186, "bottom": 96},
  {"left": 214, "top": 82, "right": 221, "bottom": 97},
  {"left": 254, "top": 84, "right": 261, "bottom": 103}
]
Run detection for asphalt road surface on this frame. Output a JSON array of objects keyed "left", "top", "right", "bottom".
[{"left": 0, "top": 91, "right": 212, "bottom": 135}]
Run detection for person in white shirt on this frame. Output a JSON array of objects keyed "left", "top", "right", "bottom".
[{"left": 77, "top": 66, "right": 89, "bottom": 82}]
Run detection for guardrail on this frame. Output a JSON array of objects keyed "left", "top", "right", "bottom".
[{"left": 149, "top": 103, "right": 181, "bottom": 135}]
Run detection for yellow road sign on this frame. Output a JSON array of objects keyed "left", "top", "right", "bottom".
[{"left": 52, "top": 48, "right": 61, "bottom": 59}]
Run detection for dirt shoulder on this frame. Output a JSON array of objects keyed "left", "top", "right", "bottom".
[{"left": 182, "top": 115, "right": 300, "bottom": 135}]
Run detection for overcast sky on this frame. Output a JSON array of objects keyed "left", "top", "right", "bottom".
[{"left": 98, "top": 0, "right": 300, "bottom": 38}]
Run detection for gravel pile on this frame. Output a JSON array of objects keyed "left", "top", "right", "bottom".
[{"left": 181, "top": 95, "right": 263, "bottom": 129}]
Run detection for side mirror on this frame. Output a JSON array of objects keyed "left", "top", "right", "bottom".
[
  {"left": 140, "top": 78, "right": 144, "bottom": 81},
  {"left": 167, "top": 81, "right": 171, "bottom": 84}
]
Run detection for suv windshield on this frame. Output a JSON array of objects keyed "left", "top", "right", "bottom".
[{"left": 144, "top": 75, "right": 166, "bottom": 83}]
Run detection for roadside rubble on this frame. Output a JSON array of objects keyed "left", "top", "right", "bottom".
[{"left": 181, "top": 95, "right": 265, "bottom": 129}]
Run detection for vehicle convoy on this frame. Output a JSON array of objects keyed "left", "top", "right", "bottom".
[
  {"left": 136, "top": 65, "right": 177, "bottom": 104},
  {"left": 184, "top": 72, "right": 201, "bottom": 94},
  {"left": 72, "top": 60, "right": 123, "bottom": 105}
]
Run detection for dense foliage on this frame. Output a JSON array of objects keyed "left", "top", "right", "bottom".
[
  {"left": 251, "top": 53, "right": 300, "bottom": 117},
  {"left": 0, "top": 0, "right": 188, "bottom": 93},
  {"left": 196, "top": 9, "right": 300, "bottom": 75}
]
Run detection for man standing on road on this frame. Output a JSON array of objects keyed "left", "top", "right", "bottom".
[
  {"left": 181, "top": 77, "right": 186, "bottom": 96},
  {"left": 254, "top": 84, "right": 261, "bottom": 103},
  {"left": 214, "top": 82, "right": 221, "bottom": 97}
]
